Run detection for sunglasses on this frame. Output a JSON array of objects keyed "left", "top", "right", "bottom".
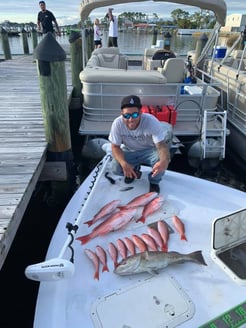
[{"left": 122, "top": 112, "right": 140, "bottom": 119}]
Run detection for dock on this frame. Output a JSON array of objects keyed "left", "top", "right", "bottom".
[{"left": 0, "top": 55, "right": 73, "bottom": 269}]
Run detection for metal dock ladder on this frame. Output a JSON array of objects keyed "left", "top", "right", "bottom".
[{"left": 201, "top": 110, "right": 227, "bottom": 159}]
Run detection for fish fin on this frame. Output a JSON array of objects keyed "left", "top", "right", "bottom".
[
  {"left": 76, "top": 234, "right": 91, "bottom": 245},
  {"left": 83, "top": 219, "right": 93, "bottom": 227},
  {"left": 147, "top": 269, "right": 159, "bottom": 275},
  {"left": 136, "top": 216, "right": 145, "bottom": 223},
  {"left": 102, "top": 265, "right": 110, "bottom": 272}
]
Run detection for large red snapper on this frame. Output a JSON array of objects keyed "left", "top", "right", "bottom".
[
  {"left": 137, "top": 196, "right": 164, "bottom": 223},
  {"left": 76, "top": 207, "right": 137, "bottom": 245},
  {"left": 119, "top": 192, "right": 158, "bottom": 209},
  {"left": 84, "top": 199, "right": 121, "bottom": 227}
]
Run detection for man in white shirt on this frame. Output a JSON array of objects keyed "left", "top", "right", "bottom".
[
  {"left": 106, "top": 8, "right": 118, "bottom": 47},
  {"left": 108, "top": 95, "right": 170, "bottom": 193}
]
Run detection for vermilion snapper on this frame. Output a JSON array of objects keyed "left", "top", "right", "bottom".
[
  {"left": 108, "top": 242, "right": 118, "bottom": 269},
  {"left": 157, "top": 220, "right": 169, "bottom": 252},
  {"left": 76, "top": 207, "right": 137, "bottom": 245},
  {"left": 131, "top": 234, "right": 148, "bottom": 252},
  {"left": 140, "top": 233, "right": 158, "bottom": 251},
  {"left": 123, "top": 237, "right": 136, "bottom": 256},
  {"left": 95, "top": 245, "right": 109, "bottom": 272},
  {"left": 137, "top": 196, "right": 164, "bottom": 223},
  {"left": 172, "top": 215, "right": 187, "bottom": 241},
  {"left": 84, "top": 248, "right": 100, "bottom": 280},
  {"left": 84, "top": 199, "right": 121, "bottom": 227},
  {"left": 116, "top": 239, "right": 128, "bottom": 259},
  {"left": 147, "top": 226, "right": 165, "bottom": 252}
]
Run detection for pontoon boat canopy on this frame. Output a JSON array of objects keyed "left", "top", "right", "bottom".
[{"left": 80, "top": 0, "right": 227, "bottom": 26}]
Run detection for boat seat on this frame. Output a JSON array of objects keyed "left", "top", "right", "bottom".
[
  {"left": 86, "top": 47, "right": 127, "bottom": 69},
  {"left": 158, "top": 58, "right": 186, "bottom": 83},
  {"left": 143, "top": 47, "right": 162, "bottom": 69}
]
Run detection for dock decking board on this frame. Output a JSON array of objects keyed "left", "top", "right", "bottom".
[{"left": 0, "top": 55, "right": 73, "bottom": 269}]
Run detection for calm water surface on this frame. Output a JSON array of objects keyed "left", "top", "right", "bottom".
[{"left": 0, "top": 31, "right": 197, "bottom": 56}]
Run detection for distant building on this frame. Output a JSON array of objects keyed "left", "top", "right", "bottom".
[{"left": 221, "top": 14, "right": 246, "bottom": 32}]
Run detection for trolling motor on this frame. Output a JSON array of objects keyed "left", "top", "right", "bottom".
[{"left": 24, "top": 152, "right": 112, "bottom": 282}]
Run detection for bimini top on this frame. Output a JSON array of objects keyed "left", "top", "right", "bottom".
[{"left": 80, "top": 0, "right": 227, "bottom": 26}]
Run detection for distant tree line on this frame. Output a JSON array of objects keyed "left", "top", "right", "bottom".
[{"left": 1, "top": 9, "right": 216, "bottom": 31}]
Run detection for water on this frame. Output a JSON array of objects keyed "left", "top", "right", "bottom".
[{"left": 0, "top": 31, "right": 197, "bottom": 56}]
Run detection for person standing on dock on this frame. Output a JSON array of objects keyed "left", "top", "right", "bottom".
[
  {"left": 93, "top": 18, "right": 102, "bottom": 49},
  {"left": 105, "top": 8, "right": 118, "bottom": 47},
  {"left": 108, "top": 95, "right": 171, "bottom": 194},
  {"left": 37, "top": 1, "right": 61, "bottom": 36}
]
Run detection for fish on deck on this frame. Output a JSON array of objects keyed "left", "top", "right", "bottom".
[{"left": 114, "top": 250, "right": 207, "bottom": 275}]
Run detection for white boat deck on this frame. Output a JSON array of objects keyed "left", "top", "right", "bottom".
[{"left": 31, "top": 153, "right": 246, "bottom": 328}]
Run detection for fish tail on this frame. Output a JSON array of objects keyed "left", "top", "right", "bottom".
[
  {"left": 102, "top": 264, "right": 110, "bottom": 272},
  {"left": 136, "top": 216, "right": 145, "bottom": 223},
  {"left": 76, "top": 234, "right": 91, "bottom": 245},
  {"left": 83, "top": 219, "right": 93, "bottom": 227},
  {"left": 162, "top": 244, "right": 168, "bottom": 252},
  {"left": 190, "top": 250, "right": 207, "bottom": 266},
  {"left": 94, "top": 271, "right": 99, "bottom": 280},
  {"left": 181, "top": 234, "right": 188, "bottom": 241}
]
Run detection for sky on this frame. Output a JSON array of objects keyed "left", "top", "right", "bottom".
[{"left": 0, "top": 1, "right": 245, "bottom": 26}]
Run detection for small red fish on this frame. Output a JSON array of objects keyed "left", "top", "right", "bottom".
[
  {"left": 157, "top": 220, "right": 169, "bottom": 252},
  {"left": 116, "top": 238, "right": 128, "bottom": 259},
  {"left": 137, "top": 196, "right": 164, "bottom": 223},
  {"left": 108, "top": 242, "right": 118, "bottom": 269},
  {"left": 147, "top": 226, "right": 165, "bottom": 252},
  {"left": 95, "top": 245, "right": 109, "bottom": 272},
  {"left": 123, "top": 237, "right": 136, "bottom": 256},
  {"left": 140, "top": 233, "right": 158, "bottom": 251},
  {"left": 172, "top": 215, "right": 187, "bottom": 241},
  {"left": 132, "top": 234, "right": 148, "bottom": 252},
  {"left": 84, "top": 199, "right": 121, "bottom": 227},
  {"left": 84, "top": 248, "right": 100, "bottom": 280}
]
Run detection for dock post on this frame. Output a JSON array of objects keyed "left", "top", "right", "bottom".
[
  {"left": 152, "top": 28, "right": 158, "bottom": 46},
  {"left": 34, "top": 32, "right": 76, "bottom": 203},
  {"left": 1, "top": 27, "right": 12, "bottom": 60},
  {"left": 31, "top": 28, "right": 38, "bottom": 50},
  {"left": 194, "top": 33, "right": 208, "bottom": 64},
  {"left": 69, "top": 31, "right": 83, "bottom": 100},
  {"left": 21, "top": 28, "right": 29, "bottom": 54}
]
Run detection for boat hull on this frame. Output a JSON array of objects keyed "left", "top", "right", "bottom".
[{"left": 32, "top": 154, "right": 246, "bottom": 328}]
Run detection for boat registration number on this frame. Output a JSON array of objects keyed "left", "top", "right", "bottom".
[{"left": 199, "top": 301, "right": 246, "bottom": 328}]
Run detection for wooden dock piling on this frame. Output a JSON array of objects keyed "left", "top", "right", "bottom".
[
  {"left": 21, "top": 28, "right": 29, "bottom": 55},
  {"left": 69, "top": 31, "right": 83, "bottom": 100},
  {"left": 34, "top": 32, "right": 76, "bottom": 198},
  {"left": 1, "top": 27, "right": 12, "bottom": 60}
]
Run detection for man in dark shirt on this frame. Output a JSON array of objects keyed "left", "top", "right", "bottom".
[{"left": 37, "top": 1, "right": 60, "bottom": 36}]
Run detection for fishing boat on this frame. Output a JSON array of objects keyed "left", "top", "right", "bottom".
[
  {"left": 199, "top": 34, "right": 246, "bottom": 171},
  {"left": 25, "top": 145, "right": 246, "bottom": 327},
  {"left": 24, "top": 1, "right": 246, "bottom": 327},
  {"left": 78, "top": 0, "right": 229, "bottom": 170}
]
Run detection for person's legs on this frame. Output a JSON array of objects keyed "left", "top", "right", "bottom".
[{"left": 111, "top": 148, "right": 164, "bottom": 184}]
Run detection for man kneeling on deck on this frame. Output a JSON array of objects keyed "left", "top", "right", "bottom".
[{"left": 108, "top": 95, "right": 171, "bottom": 194}]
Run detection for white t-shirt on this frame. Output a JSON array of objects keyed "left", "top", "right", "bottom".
[
  {"left": 94, "top": 25, "right": 101, "bottom": 41},
  {"left": 109, "top": 113, "right": 165, "bottom": 151},
  {"left": 109, "top": 15, "right": 118, "bottom": 37}
]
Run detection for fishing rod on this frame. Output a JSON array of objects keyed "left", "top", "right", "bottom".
[{"left": 25, "top": 152, "right": 112, "bottom": 282}]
